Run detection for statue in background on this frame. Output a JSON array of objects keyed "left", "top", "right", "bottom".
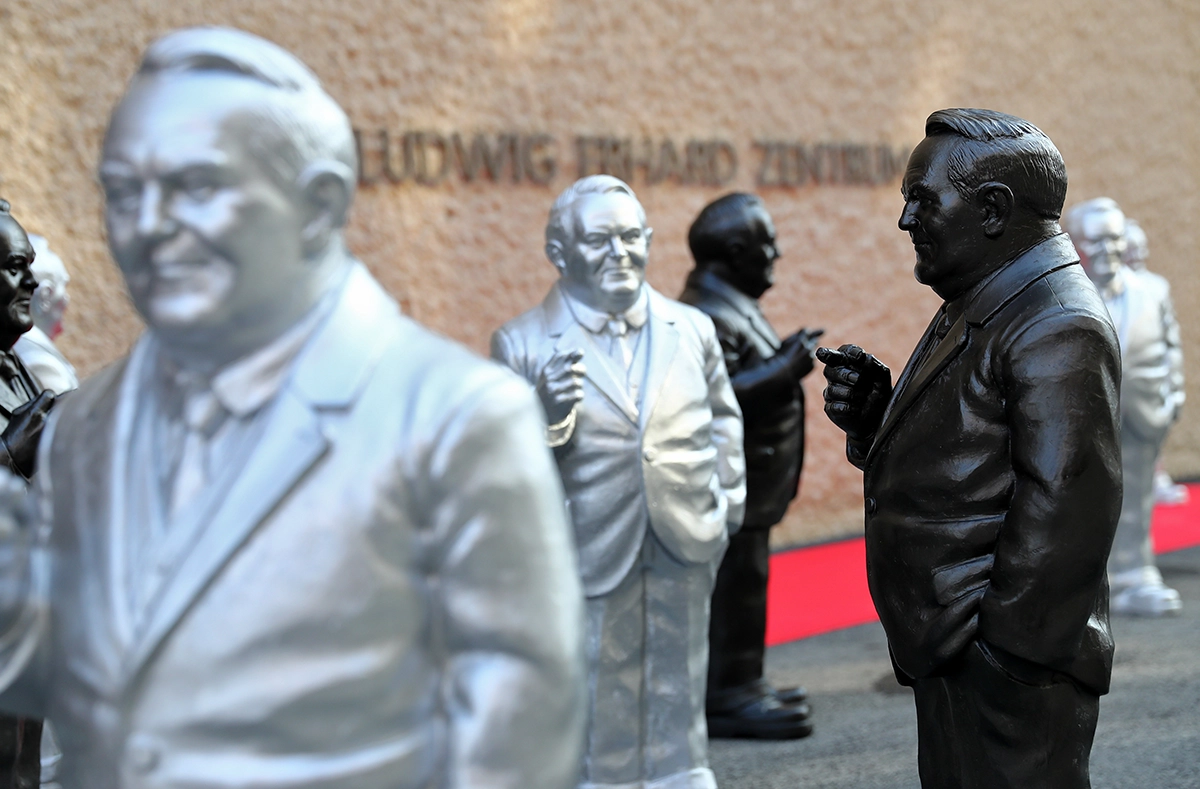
[
  {"left": 1122, "top": 219, "right": 1190, "bottom": 506},
  {"left": 14, "top": 235, "right": 78, "bottom": 395},
  {"left": 0, "top": 202, "right": 57, "bottom": 789},
  {"left": 820, "top": 109, "right": 1121, "bottom": 788},
  {"left": 1065, "top": 197, "right": 1185, "bottom": 616},
  {"left": 0, "top": 28, "right": 586, "bottom": 788},
  {"left": 679, "top": 193, "right": 818, "bottom": 740},
  {"left": 493, "top": 175, "right": 746, "bottom": 789}
]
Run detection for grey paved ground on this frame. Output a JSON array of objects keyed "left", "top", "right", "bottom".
[{"left": 710, "top": 545, "right": 1200, "bottom": 788}]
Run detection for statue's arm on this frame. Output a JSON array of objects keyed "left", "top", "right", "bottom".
[
  {"left": 0, "top": 469, "right": 50, "bottom": 718},
  {"left": 978, "top": 313, "right": 1122, "bottom": 670},
  {"left": 1162, "top": 290, "right": 1185, "bottom": 418},
  {"left": 423, "top": 372, "right": 585, "bottom": 789},
  {"left": 700, "top": 316, "right": 747, "bottom": 532}
]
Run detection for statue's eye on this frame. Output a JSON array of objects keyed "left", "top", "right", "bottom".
[
  {"left": 103, "top": 179, "right": 141, "bottom": 212},
  {"left": 178, "top": 173, "right": 218, "bottom": 202}
]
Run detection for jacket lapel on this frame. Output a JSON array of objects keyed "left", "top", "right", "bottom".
[
  {"left": 868, "top": 313, "right": 969, "bottom": 462},
  {"left": 866, "top": 233, "right": 1081, "bottom": 464},
  {"left": 122, "top": 262, "right": 394, "bottom": 678},
  {"left": 544, "top": 284, "right": 639, "bottom": 423},
  {"left": 639, "top": 289, "right": 680, "bottom": 429}
]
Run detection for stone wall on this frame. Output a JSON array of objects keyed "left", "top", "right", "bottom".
[{"left": 2, "top": 0, "right": 1198, "bottom": 546}]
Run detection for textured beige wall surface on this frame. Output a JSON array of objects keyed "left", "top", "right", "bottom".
[{"left": 2, "top": 0, "right": 1198, "bottom": 546}]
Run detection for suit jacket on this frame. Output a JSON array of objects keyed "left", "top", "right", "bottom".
[
  {"left": 491, "top": 283, "right": 746, "bottom": 598},
  {"left": 853, "top": 234, "right": 1122, "bottom": 695},
  {"left": 1105, "top": 267, "right": 1185, "bottom": 444},
  {"left": 679, "top": 269, "right": 803, "bottom": 529},
  {"left": 0, "top": 263, "right": 586, "bottom": 789}
]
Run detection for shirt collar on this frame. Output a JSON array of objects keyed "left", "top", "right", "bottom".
[
  {"left": 157, "top": 292, "right": 336, "bottom": 419},
  {"left": 558, "top": 283, "right": 649, "bottom": 334}
]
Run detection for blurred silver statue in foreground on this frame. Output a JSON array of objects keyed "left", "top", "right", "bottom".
[
  {"left": 492, "top": 175, "right": 745, "bottom": 789},
  {"left": 14, "top": 235, "right": 78, "bottom": 395},
  {"left": 0, "top": 27, "right": 585, "bottom": 788},
  {"left": 1066, "top": 198, "right": 1185, "bottom": 616}
]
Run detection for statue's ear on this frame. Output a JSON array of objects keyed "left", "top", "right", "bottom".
[
  {"left": 976, "top": 182, "right": 1014, "bottom": 239},
  {"left": 297, "top": 159, "right": 356, "bottom": 255},
  {"left": 644, "top": 226, "right": 653, "bottom": 251},
  {"left": 545, "top": 240, "right": 567, "bottom": 273}
]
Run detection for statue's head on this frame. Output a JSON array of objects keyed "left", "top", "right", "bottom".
[
  {"left": 27, "top": 235, "right": 70, "bottom": 339},
  {"left": 688, "top": 193, "right": 778, "bottom": 299},
  {"left": 545, "top": 175, "right": 652, "bottom": 315},
  {"left": 1064, "top": 197, "right": 1126, "bottom": 290},
  {"left": 0, "top": 201, "right": 38, "bottom": 351},
  {"left": 900, "top": 108, "right": 1067, "bottom": 300},
  {"left": 1122, "top": 218, "right": 1148, "bottom": 271},
  {"left": 99, "top": 27, "right": 357, "bottom": 362}
]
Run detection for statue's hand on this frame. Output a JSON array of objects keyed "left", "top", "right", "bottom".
[
  {"left": 816, "top": 344, "right": 892, "bottom": 442},
  {"left": 1, "top": 391, "right": 56, "bottom": 480},
  {"left": 537, "top": 349, "right": 586, "bottom": 426},
  {"left": 781, "top": 328, "right": 825, "bottom": 380}
]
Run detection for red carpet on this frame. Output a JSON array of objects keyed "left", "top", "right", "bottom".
[{"left": 765, "top": 483, "right": 1200, "bottom": 646}]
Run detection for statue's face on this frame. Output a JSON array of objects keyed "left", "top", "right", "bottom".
[
  {"left": 899, "top": 136, "right": 982, "bottom": 297},
  {"left": 100, "top": 74, "right": 306, "bottom": 341},
  {"left": 730, "top": 204, "right": 779, "bottom": 299},
  {"left": 558, "top": 192, "right": 651, "bottom": 313},
  {"left": 1075, "top": 207, "right": 1126, "bottom": 289},
  {"left": 0, "top": 218, "right": 38, "bottom": 347}
]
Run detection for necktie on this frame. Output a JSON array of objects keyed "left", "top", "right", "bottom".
[
  {"left": 605, "top": 315, "right": 633, "bottom": 374},
  {"left": 169, "top": 386, "right": 225, "bottom": 522},
  {"left": 0, "top": 354, "right": 30, "bottom": 401}
]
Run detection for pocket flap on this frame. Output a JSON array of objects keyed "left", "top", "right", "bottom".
[{"left": 932, "top": 554, "right": 995, "bottom": 606}]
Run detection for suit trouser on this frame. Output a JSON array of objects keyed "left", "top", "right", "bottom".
[
  {"left": 706, "top": 527, "right": 770, "bottom": 704},
  {"left": 580, "top": 532, "right": 722, "bottom": 789},
  {"left": 1109, "top": 427, "right": 1165, "bottom": 576},
  {"left": 910, "top": 640, "right": 1099, "bottom": 789}
]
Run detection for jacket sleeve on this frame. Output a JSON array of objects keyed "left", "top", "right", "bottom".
[
  {"left": 699, "top": 316, "right": 747, "bottom": 533},
  {"left": 0, "top": 419, "right": 56, "bottom": 718},
  {"left": 1162, "top": 287, "right": 1185, "bottom": 421},
  {"left": 978, "top": 311, "right": 1122, "bottom": 671},
  {"left": 421, "top": 370, "right": 586, "bottom": 789}
]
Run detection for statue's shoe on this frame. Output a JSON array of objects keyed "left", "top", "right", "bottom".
[
  {"left": 1111, "top": 581, "right": 1183, "bottom": 616},
  {"left": 773, "top": 684, "right": 808, "bottom": 707},
  {"left": 707, "top": 681, "right": 814, "bottom": 740}
]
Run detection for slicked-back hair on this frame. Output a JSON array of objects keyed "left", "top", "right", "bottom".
[
  {"left": 688, "top": 193, "right": 763, "bottom": 264},
  {"left": 112, "top": 26, "right": 356, "bottom": 196},
  {"left": 545, "top": 175, "right": 646, "bottom": 248},
  {"left": 925, "top": 108, "right": 1067, "bottom": 220}
]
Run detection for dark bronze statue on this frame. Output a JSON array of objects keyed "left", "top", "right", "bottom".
[
  {"left": 818, "top": 109, "right": 1122, "bottom": 788},
  {"left": 0, "top": 202, "right": 55, "bottom": 789},
  {"left": 679, "top": 193, "right": 819, "bottom": 740}
]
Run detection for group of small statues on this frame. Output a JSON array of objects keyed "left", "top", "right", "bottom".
[{"left": 0, "top": 25, "right": 1186, "bottom": 789}]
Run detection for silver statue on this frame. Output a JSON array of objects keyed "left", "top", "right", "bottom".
[
  {"left": 0, "top": 27, "right": 586, "bottom": 788},
  {"left": 492, "top": 175, "right": 746, "bottom": 789},
  {"left": 13, "top": 235, "right": 79, "bottom": 395},
  {"left": 1066, "top": 197, "right": 1186, "bottom": 616},
  {"left": 1120, "top": 219, "right": 1190, "bottom": 505}
]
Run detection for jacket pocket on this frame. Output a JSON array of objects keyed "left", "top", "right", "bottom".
[{"left": 932, "top": 554, "right": 995, "bottom": 607}]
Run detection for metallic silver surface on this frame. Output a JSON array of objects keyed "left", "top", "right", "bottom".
[
  {"left": 1067, "top": 198, "right": 1185, "bottom": 588},
  {"left": 492, "top": 175, "right": 745, "bottom": 789},
  {"left": 0, "top": 27, "right": 586, "bottom": 789}
]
